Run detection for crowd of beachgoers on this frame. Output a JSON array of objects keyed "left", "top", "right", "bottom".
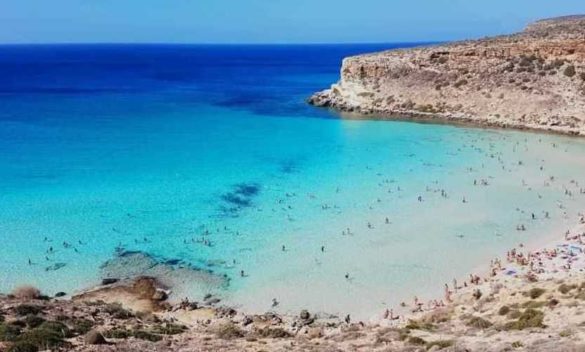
[
  {"left": 2, "top": 132, "right": 585, "bottom": 351},
  {"left": 1, "top": 207, "right": 584, "bottom": 351}
]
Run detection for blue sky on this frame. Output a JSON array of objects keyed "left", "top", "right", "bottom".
[{"left": 1, "top": 0, "right": 583, "bottom": 44}]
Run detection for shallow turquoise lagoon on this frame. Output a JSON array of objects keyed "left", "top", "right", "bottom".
[{"left": 0, "top": 45, "right": 584, "bottom": 319}]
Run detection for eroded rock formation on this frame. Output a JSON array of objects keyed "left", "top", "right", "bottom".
[{"left": 310, "top": 15, "right": 585, "bottom": 135}]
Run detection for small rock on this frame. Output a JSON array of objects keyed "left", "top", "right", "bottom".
[
  {"left": 473, "top": 289, "right": 482, "bottom": 300},
  {"left": 307, "top": 327, "right": 323, "bottom": 339},
  {"left": 217, "top": 307, "right": 237, "bottom": 317},
  {"left": 85, "top": 330, "right": 107, "bottom": 345},
  {"left": 242, "top": 315, "right": 253, "bottom": 326},
  {"left": 207, "top": 298, "right": 221, "bottom": 305},
  {"left": 54, "top": 292, "right": 67, "bottom": 298},
  {"left": 101, "top": 278, "right": 119, "bottom": 285},
  {"left": 300, "top": 309, "right": 311, "bottom": 320},
  {"left": 152, "top": 290, "right": 168, "bottom": 301}
]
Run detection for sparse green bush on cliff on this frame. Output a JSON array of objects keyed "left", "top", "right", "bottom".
[
  {"left": 426, "top": 340, "right": 454, "bottom": 349},
  {"left": 104, "top": 303, "right": 134, "bottom": 319},
  {"left": 408, "top": 336, "right": 426, "bottom": 345},
  {"left": 103, "top": 328, "right": 131, "bottom": 339},
  {"left": 23, "top": 315, "right": 45, "bottom": 329},
  {"left": 132, "top": 330, "right": 163, "bottom": 342},
  {"left": 0, "top": 323, "right": 22, "bottom": 341},
  {"left": 14, "top": 305, "right": 42, "bottom": 317},
  {"left": 37, "top": 321, "right": 72, "bottom": 338},
  {"left": 564, "top": 65, "right": 576, "bottom": 77},
  {"left": 216, "top": 322, "right": 244, "bottom": 339},
  {"left": 454, "top": 79, "right": 468, "bottom": 88},
  {"left": 503, "top": 308, "right": 545, "bottom": 330},
  {"left": 527, "top": 287, "right": 545, "bottom": 299},
  {"left": 6, "top": 341, "right": 38, "bottom": 352},
  {"left": 405, "top": 319, "right": 436, "bottom": 331},
  {"left": 257, "top": 327, "right": 291, "bottom": 338},
  {"left": 16, "top": 327, "right": 66, "bottom": 350},
  {"left": 71, "top": 319, "right": 94, "bottom": 335},
  {"left": 558, "top": 283, "right": 577, "bottom": 294},
  {"left": 466, "top": 316, "right": 492, "bottom": 329},
  {"left": 151, "top": 323, "right": 187, "bottom": 335}
]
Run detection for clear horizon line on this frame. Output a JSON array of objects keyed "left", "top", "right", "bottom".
[{"left": 0, "top": 40, "right": 444, "bottom": 47}]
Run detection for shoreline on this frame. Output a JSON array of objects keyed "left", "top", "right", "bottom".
[
  {"left": 317, "top": 105, "right": 585, "bottom": 138},
  {"left": 1, "top": 210, "right": 584, "bottom": 351},
  {"left": 4, "top": 102, "right": 584, "bottom": 325}
]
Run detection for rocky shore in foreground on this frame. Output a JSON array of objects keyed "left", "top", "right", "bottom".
[
  {"left": 309, "top": 15, "right": 585, "bottom": 136},
  {"left": 1, "top": 214, "right": 585, "bottom": 351}
]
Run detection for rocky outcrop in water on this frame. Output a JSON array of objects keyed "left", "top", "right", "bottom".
[{"left": 309, "top": 15, "right": 585, "bottom": 135}]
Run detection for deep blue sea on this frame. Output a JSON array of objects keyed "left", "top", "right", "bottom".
[{"left": 1, "top": 44, "right": 585, "bottom": 319}]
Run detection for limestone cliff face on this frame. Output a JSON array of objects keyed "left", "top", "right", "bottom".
[{"left": 309, "top": 15, "right": 585, "bottom": 135}]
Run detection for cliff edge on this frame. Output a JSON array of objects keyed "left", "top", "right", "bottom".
[{"left": 309, "top": 15, "right": 585, "bottom": 135}]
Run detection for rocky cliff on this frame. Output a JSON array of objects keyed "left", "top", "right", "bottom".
[{"left": 309, "top": 15, "right": 585, "bottom": 135}]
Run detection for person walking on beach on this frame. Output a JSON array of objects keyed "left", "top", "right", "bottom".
[
  {"left": 413, "top": 296, "right": 423, "bottom": 312},
  {"left": 444, "top": 284, "right": 453, "bottom": 303}
]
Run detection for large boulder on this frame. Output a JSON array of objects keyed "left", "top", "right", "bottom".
[{"left": 84, "top": 330, "right": 107, "bottom": 345}]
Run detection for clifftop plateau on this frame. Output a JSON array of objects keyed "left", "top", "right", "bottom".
[{"left": 309, "top": 15, "right": 585, "bottom": 135}]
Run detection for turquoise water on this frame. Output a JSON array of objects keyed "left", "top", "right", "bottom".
[{"left": 1, "top": 45, "right": 584, "bottom": 319}]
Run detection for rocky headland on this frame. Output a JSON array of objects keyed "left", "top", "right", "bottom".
[{"left": 309, "top": 15, "right": 585, "bottom": 135}]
